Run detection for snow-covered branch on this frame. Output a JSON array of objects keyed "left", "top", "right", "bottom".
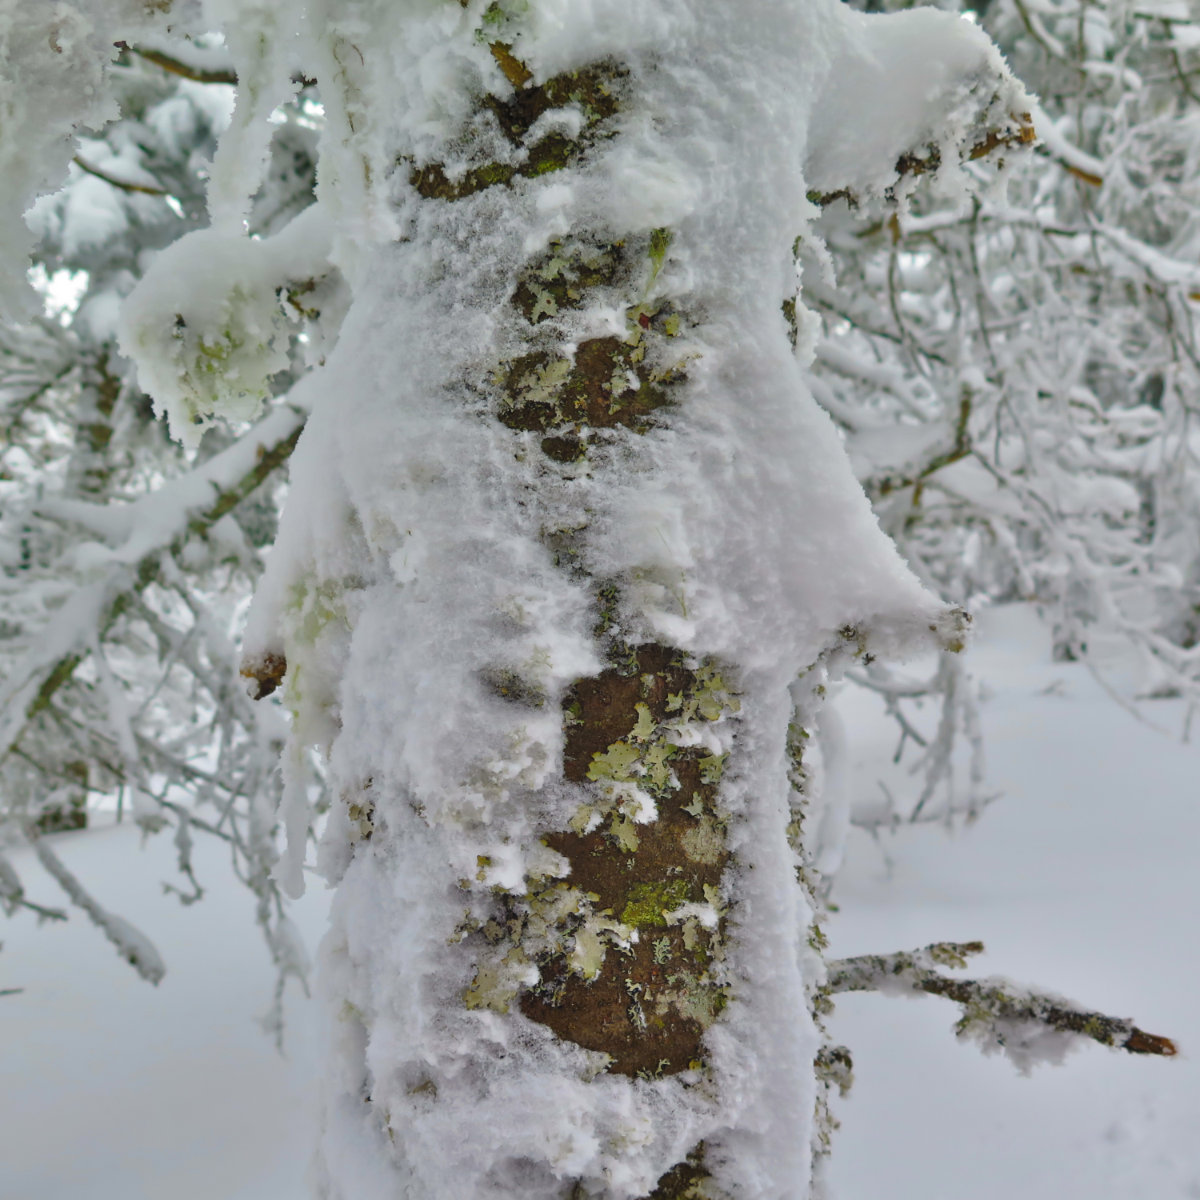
[
  {"left": 827, "top": 941, "right": 1178, "bottom": 1069},
  {"left": 810, "top": 0, "right": 1200, "bottom": 838},
  {"left": 0, "top": 405, "right": 304, "bottom": 768},
  {"left": 26, "top": 828, "right": 165, "bottom": 984},
  {"left": 115, "top": 40, "right": 238, "bottom": 87}
]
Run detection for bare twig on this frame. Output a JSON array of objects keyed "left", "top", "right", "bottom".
[
  {"left": 26, "top": 828, "right": 166, "bottom": 984},
  {"left": 116, "top": 42, "right": 238, "bottom": 86},
  {"left": 4, "top": 895, "right": 69, "bottom": 922},
  {"left": 72, "top": 155, "right": 168, "bottom": 198},
  {"left": 827, "top": 941, "right": 1178, "bottom": 1060},
  {"left": 1060, "top": 161, "right": 1104, "bottom": 188}
]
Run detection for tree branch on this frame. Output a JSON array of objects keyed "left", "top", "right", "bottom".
[
  {"left": 869, "top": 383, "right": 974, "bottom": 501},
  {"left": 827, "top": 941, "right": 1177, "bottom": 1062},
  {"left": 116, "top": 41, "right": 316, "bottom": 90},
  {"left": 809, "top": 114, "right": 1036, "bottom": 209},
  {"left": 116, "top": 42, "right": 238, "bottom": 86},
  {"left": 0, "top": 407, "right": 305, "bottom": 766},
  {"left": 72, "top": 155, "right": 168, "bottom": 197}
]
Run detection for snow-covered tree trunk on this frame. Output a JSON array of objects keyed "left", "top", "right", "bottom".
[
  {"left": 0, "top": 0, "right": 1028, "bottom": 1195},
  {"left": 224, "top": 4, "right": 1029, "bottom": 1196}
]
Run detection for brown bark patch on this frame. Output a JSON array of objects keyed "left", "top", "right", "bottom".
[
  {"left": 562, "top": 644, "right": 693, "bottom": 780},
  {"left": 645, "top": 1148, "right": 711, "bottom": 1199},
  {"left": 410, "top": 61, "right": 626, "bottom": 201},
  {"left": 240, "top": 650, "right": 287, "bottom": 699},
  {"left": 520, "top": 645, "right": 731, "bottom": 1078},
  {"left": 512, "top": 240, "right": 628, "bottom": 325},
  {"left": 483, "top": 60, "right": 625, "bottom": 145},
  {"left": 540, "top": 433, "right": 585, "bottom": 462},
  {"left": 498, "top": 336, "right": 672, "bottom": 438}
]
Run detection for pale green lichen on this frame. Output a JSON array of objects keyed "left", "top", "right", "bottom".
[
  {"left": 463, "top": 948, "right": 534, "bottom": 1013},
  {"left": 568, "top": 803, "right": 600, "bottom": 835},
  {"left": 587, "top": 741, "right": 642, "bottom": 783},
  {"left": 681, "top": 814, "right": 725, "bottom": 865},
  {"left": 648, "top": 227, "right": 673, "bottom": 288},
  {"left": 693, "top": 664, "right": 739, "bottom": 721},
  {"left": 631, "top": 702, "right": 656, "bottom": 742},
  {"left": 697, "top": 753, "right": 726, "bottom": 785},
  {"left": 502, "top": 353, "right": 572, "bottom": 408},
  {"left": 610, "top": 812, "right": 640, "bottom": 852},
  {"left": 476, "top": 0, "right": 529, "bottom": 41},
  {"left": 286, "top": 577, "right": 350, "bottom": 647},
  {"left": 160, "top": 284, "right": 290, "bottom": 444},
  {"left": 570, "top": 923, "right": 608, "bottom": 981},
  {"left": 526, "top": 284, "right": 558, "bottom": 322},
  {"left": 639, "top": 742, "right": 677, "bottom": 792},
  {"left": 513, "top": 240, "right": 627, "bottom": 325},
  {"left": 658, "top": 972, "right": 723, "bottom": 1028},
  {"left": 467, "top": 878, "right": 618, "bottom": 1008},
  {"left": 347, "top": 801, "right": 374, "bottom": 841},
  {"left": 570, "top": 914, "right": 634, "bottom": 980}
]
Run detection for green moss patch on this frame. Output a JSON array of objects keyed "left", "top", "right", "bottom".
[{"left": 620, "top": 880, "right": 691, "bottom": 928}]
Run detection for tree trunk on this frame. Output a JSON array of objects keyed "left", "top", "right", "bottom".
[{"left": 229, "top": 2, "right": 1026, "bottom": 1196}]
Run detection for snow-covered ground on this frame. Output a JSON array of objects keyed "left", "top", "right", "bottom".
[
  {"left": 1, "top": 605, "right": 1195, "bottom": 1199},
  {"left": 0, "top": 829, "right": 326, "bottom": 1200},
  {"left": 827, "top": 605, "right": 1200, "bottom": 1200}
]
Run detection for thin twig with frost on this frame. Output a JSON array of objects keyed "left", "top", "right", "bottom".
[{"left": 827, "top": 941, "right": 1177, "bottom": 1068}]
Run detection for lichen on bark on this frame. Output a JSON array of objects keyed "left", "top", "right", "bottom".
[
  {"left": 462, "top": 643, "right": 739, "bottom": 1084},
  {"left": 410, "top": 55, "right": 626, "bottom": 200}
]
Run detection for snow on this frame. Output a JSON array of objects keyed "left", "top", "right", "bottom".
[
  {"left": 0, "top": 819, "right": 325, "bottom": 1200},
  {"left": 0, "top": 400, "right": 306, "bottom": 774},
  {"left": 119, "top": 209, "right": 331, "bottom": 447},
  {"left": 202, "top": 3, "right": 302, "bottom": 228},
  {"left": 2, "top": 604, "right": 1196, "bottom": 1199},
  {"left": 0, "top": 1, "right": 203, "bottom": 320},
  {"left": 0, "top": 3, "right": 116, "bottom": 320},
  {"left": 807, "top": 7, "right": 1029, "bottom": 205}
]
